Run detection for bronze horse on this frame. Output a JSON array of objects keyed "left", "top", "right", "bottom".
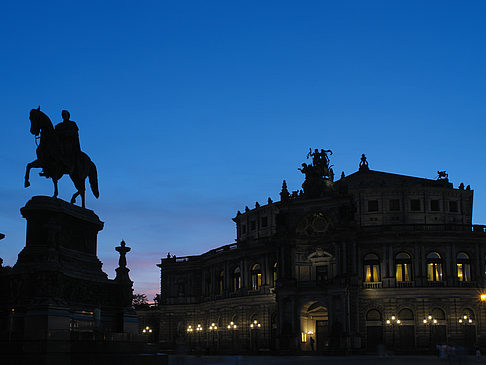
[{"left": 24, "top": 107, "right": 99, "bottom": 208}]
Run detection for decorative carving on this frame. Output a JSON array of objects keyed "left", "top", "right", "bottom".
[{"left": 296, "top": 212, "right": 332, "bottom": 236}]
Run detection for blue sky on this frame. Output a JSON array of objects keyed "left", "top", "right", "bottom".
[{"left": 1, "top": 1, "right": 485, "bottom": 298}]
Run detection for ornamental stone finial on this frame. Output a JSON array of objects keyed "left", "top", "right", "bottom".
[
  {"left": 359, "top": 154, "right": 369, "bottom": 171},
  {"left": 115, "top": 240, "right": 132, "bottom": 283}
]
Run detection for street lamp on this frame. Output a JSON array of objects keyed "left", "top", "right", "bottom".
[
  {"left": 386, "top": 315, "right": 401, "bottom": 352},
  {"left": 186, "top": 325, "right": 194, "bottom": 351},
  {"left": 458, "top": 314, "right": 473, "bottom": 349},
  {"left": 208, "top": 322, "right": 218, "bottom": 352},
  {"left": 250, "top": 319, "right": 262, "bottom": 352},
  {"left": 195, "top": 324, "right": 203, "bottom": 348},
  {"left": 227, "top": 321, "right": 238, "bottom": 353},
  {"left": 142, "top": 325, "right": 153, "bottom": 334},
  {"left": 142, "top": 325, "right": 153, "bottom": 343},
  {"left": 423, "top": 315, "right": 438, "bottom": 350}
]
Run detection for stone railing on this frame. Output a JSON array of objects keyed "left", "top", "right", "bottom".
[
  {"left": 396, "top": 281, "right": 415, "bottom": 288},
  {"left": 426, "top": 281, "right": 446, "bottom": 287},
  {"left": 362, "top": 224, "right": 486, "bottom": 233},
  {"left": 362, "top": 281, "right": 382, "bottom": 289}
]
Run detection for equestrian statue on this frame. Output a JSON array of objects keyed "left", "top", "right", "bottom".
[{"left": 24, "top": 107, "right": 99, "bottom": 208}]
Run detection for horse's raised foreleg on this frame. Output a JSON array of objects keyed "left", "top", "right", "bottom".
[
  {"left": 70, "top": 191, "right": 79, "bottom": 204},
  {"left": 25, "top": 160, "right": 41, "bottom": 188},
  {"left": 53, "top": 179, "right": 59, "bottom": 198}
]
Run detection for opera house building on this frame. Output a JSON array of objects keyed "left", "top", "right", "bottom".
[{"left": 140, "top": 151, "right": 486, "bottom": 354}]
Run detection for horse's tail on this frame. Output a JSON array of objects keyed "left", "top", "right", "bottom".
[{"left": 89, "top": 161, "right": 99, "bottom": 198}]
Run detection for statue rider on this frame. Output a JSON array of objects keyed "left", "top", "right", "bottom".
[{"left": 55, "top": 110, "right": 81, "bottom": 174}]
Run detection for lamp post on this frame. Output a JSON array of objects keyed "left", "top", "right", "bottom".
[
  {"left": 8, "top": 308, "right": 14, "bottom": 342},
  {"left": 187, "top": 324, "right": 194, "bottom": 351},
  {"left": 458, "top": 314, "right": 473, "bottom": 349},
  {"left": 386, "top": 315, "right": 401, "bottom": 352},
  {"left": 250, "top": 319, "right": 262, "bottom": 352},
  {"left": 227, "top": 321, "right": 237, "bottom": 353},
  {"left": 208, "top": 322, "right": 218, "bottom": 353},
  {"left": 423, "top": 315, "right": 438, "bottom": 351},
  {"left": 481, "top": 294, "right": 486, "bottom": 348},
  {"left": 142, "top": 325, "right": 153, "bottom": 343},
  {"left": 195, "top": 323, "right": 203, "bottom": 350}
]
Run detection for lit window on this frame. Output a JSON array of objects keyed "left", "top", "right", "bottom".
[
  {"left": 251, "top": 264, "right": 262, "bottom": 290},
  {"left": 273, "top": 262, "right": 278, "bottom": 286},
  {"left": 457, "top": 252, "right": 471, "bottom": 282},
  {"left": 218, "top": 270, "right": 224, "bottom": 294},
  {"left": 426, "top": 252, "right": 443, "bottom": 281},
  {"left": 233, "top": 267, "right": 241, "bottom": 292},
  {"left": 364, "top": 253, "right": 380, "bottom": 282},
  {"left": 395, "top": 252, "right": 412, "bottom": 282}
]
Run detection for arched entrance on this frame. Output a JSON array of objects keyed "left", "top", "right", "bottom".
[{"left": 301, "top": 302, "right": 329, "bottom": 352}]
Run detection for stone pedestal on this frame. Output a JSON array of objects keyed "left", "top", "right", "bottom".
[
  {"left": 17, "top": 195, "right": 106, "bottom": 280},
  {"left": 0, "top": 196, "right": 149, "bottom": 365}
]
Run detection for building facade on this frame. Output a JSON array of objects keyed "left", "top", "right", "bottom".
[{"left": 146, "top": 152, "right": 486, "bottom": 354}]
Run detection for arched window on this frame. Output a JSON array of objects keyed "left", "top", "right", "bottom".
[
  {"left": 233, "top": 267, "right": 241, "bottom": 292},
  {"left": 227, "top": 315, "right": 238, "bottom": 329},
  {"left": 218, "top": 270, "right": 224, "bottom": 295},
  {"left": 395, "top": 252, "right": 412, "bottom": 282},
  {"left": 462, "top": 308, "right": 475, "bottom": 322},
  {"left": 398, "top": 308, "right": 414, "bottom": 320},
  {"left": 250, "top": 313, "right": 262, "bottom": 329},
  {"left": 457, "top": 252, "right": 471, "bottom": 282},
  {"left": 273, "top": 262, "right": 278, "bottom": 286},
  {"left": 366, "top": 309, "right": 382, "bottom": 321},
  {"left": 484, "top": 254, "right": 486, "bottom": 276},
  {"left": 364, "top": 253, "right": 380, "bottom": 282},
  {"left": 426, "top": 252, "right": 443, "bottom": 281},
  {"left": 431, "top": 308, "right": 445, "bottom": 320},
  {"left": 205, "top": 272, "right": 211, "bottom": 296},
  {"left": 251, "top": 264, "right": 262, "bottom": 290}
]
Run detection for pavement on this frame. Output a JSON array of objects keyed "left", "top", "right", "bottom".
[{"left": 167, "top": 354, "right": 481, "bottom": 365}]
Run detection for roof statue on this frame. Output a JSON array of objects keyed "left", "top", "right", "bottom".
[
  {"left": 437, "top": 171, "right": 448, "bottom": 180},
  {"left": 24, "top": 107, "right": 99, "bottom": 208},
  {"left": 299, "top": 148, "right": 334, "bottom": 199},
  {"left": 359, "top": 154, "right": 369, "bottom": 171}
]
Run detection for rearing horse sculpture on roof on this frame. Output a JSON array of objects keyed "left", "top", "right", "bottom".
[{"left": 24, "top": 107, "right": 99, "bottom": 208}]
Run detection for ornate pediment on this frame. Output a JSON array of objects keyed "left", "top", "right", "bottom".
[{"left": 307, "top": 247, "right": 333, "bottom": 264}]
